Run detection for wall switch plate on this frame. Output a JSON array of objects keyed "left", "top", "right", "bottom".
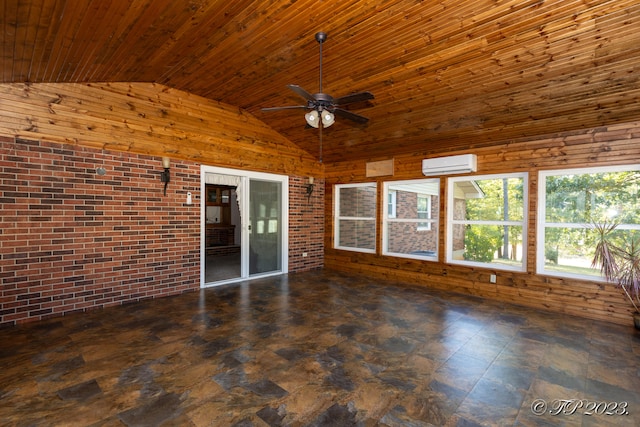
[{"left": 490, "top": 274, "right": 497, "bottom": 283}]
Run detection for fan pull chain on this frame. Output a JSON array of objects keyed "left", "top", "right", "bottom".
[{"left": 319, "top": 123, "right": 323, "bottom": 163}]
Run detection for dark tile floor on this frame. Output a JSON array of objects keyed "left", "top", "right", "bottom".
[{"left": 1, "top": 269, "right": 639, "bottom": 426}]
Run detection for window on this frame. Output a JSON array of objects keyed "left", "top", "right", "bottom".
[
  {"left": 388, "top": 190, "right": 397, "bottom": 219},
  {"left": 417, "top": 194, "right": 432, "bottom": 230},
  {"left": 537, "top": 165, "right": 640, "bottom": 280},
  {"left": 334, "top": 183, "right": 377, "bottom": 253},
  {"left": 447, "top": 173, "right": 527, "bottom": 271},
  {"left": 383, "top": 179, "right": 439, "bottom": 259}
]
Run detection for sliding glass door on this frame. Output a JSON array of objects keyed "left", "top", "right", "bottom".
[
  {"left": 201, "top": 166, "right": 288, "bottom": 287},
  {"left": 249, "top": 179, "right": 283, "bottom": 275}
]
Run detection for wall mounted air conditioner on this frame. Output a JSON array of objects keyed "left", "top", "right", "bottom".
[{"left": 422, "top": 154, "right": 477, "bottom": 176}]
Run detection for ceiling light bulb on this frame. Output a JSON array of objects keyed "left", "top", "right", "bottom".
[
  {"left": 305, "top": 110, "right": 319, "bottom": 128},
  {"left": 321, "top": 110, "right": 335, "bottom": 127}
]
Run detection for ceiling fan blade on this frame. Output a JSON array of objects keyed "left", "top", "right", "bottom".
[
  {"left": 334, "top": 91, "right": 374, "bottom": 106},
  {"left": 287, "top": 84, "right": 316, "bottom": 102},
  {"left": 333, "top": 108, "right": 369, "bottom": 124},
  {"left": 261, "top": 105, "right": 308, "bottom": 112}
]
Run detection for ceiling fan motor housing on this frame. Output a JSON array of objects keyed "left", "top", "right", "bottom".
[{"left": 309, "top": 92, "right": 334, "bottom": 111}]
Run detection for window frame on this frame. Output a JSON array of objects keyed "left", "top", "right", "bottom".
[
  {"left": 446, "top": 172, "right": 528, "bottom": 272},
  {"left": 536, "top": 164, "right": 640, "bottom": 281},
  {"left": 382, "top": 178, "right": 440, "bottom": 261},
  {"left": 334, "top": 182, "right": 377, "bottom": 254}
]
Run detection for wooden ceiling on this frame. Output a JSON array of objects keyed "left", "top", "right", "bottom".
[{"left": 2, "top": 0, "right": 639, "bottom": 163}]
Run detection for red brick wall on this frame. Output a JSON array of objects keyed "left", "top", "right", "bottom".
[
  {"left": 0, "top": 138, "right": 201, "bottom": 325},
  {"left": 1, "top": 138, "right": 324, "bottom": 325},
  {"left": 336, "top": 185, "right": 377, "bottom": 249},
  {"left": 288, "top": 176, "right": 324, "bottom": 271},
  {"left": 387, "top": 191, "right": 439, "bottom": 254}
]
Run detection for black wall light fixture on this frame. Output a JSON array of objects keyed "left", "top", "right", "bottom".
[
  {"left": 160, "top": 157, "right": 170, "bottom": 195},
  {"left": 305, "top": 176, "right": 314, "bottom": 202}
]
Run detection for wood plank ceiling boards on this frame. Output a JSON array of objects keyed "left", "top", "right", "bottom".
[{"left": 1, "top": 0, "right": 639, "bottom": 163}]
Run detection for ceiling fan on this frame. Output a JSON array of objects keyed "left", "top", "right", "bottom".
[{"left": 262, "top": 32, "right": 374, "bottom": 132}]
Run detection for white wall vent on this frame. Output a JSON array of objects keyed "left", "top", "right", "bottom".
[{"left": 422, "top": 154, "right": 477, "bottom": 176}]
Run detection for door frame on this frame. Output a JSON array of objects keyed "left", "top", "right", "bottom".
[{"left": 200, "top": 165, "right": 289, "bottom": 288}]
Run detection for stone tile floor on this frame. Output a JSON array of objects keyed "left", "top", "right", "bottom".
[{"left": 1, "top": 269, "right": 639, "bottom": 426}]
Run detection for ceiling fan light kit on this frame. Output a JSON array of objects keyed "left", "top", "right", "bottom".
[
  {"left": 305, "top": 110, "right": 318, "bottom": 127},
  {"left": 304, "top": 108, "right": 334, "bottom": 129},
  {"left": 321, "top": 110, "right": 335, "bottom": 127}
]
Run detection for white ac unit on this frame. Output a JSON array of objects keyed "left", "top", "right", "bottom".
[{"left": 422, "top": 154, "right": 477, "bottom": 176}]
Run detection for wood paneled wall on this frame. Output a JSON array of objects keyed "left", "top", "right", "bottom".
[
  {"left": 324, "top": 122, "right": 640, "bottom": 326},
  {"left": 0, "top": 136, "right": 324, "bottom": 326},
  {"left": 0, "top": 82, "right": 326, "bottom": 325},
  {"left": 3, "top": 82, "right": 639, "bottom": 325},
  {"left": 0, "top": 82, "right": 322, "bottom": 177}
]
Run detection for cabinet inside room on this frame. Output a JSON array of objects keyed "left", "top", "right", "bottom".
[{"left": 205, "top": 185, "right": 236, "bottom": 248}]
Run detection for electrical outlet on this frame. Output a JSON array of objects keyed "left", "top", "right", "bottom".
[
  {"left": 490, "top": 274, "right": 497, "bottom": 283},
  {"left": 302, "top": 252, "right": 308, "bottom": 257}
]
